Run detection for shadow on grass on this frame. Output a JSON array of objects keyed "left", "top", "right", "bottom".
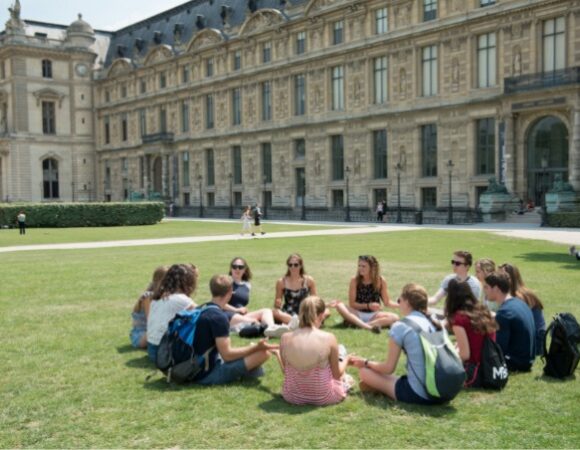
[
  {"left": 125, "top": 355, "right": 153, "bottom": 369},
  {"left": 116, "top": 344, "right": 137, "bottom": 354},
  {"left": 258, "top": 396, "right": 318, "bottom": 415},
  {"left": 356, "top": 392, "right": 457, "bottom": 417},
  {"left": 536, "top": 373, "right": 576, "bottom": 383},
  {"left": 518, "top": 252, "right": 580, "bottom": 270}
]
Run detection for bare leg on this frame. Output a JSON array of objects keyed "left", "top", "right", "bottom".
[
  {"left": 235, "top": 308, "right": 275, "bottom": 327},
  {"left": 244, "top": 350, "right": 270, "bottom": 371},
  {"left": 359, "top": 367, "right": 398, "bottom": 400},
  {"left": 230, "top": 314, "right": 259, "bottom": 328},
  {"left": 334, "top": 302, "right": 372, "bottom": 330},
  {"left": 368, "top": 312, "right": 399, "bottom": 329},
  {"left": 273, "top": 308, "right": 292, "bottom": 324}
]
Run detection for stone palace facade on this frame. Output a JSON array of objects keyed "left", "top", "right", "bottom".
[{"left": 0, "top": 0, "right": 579, "bottom": 216}]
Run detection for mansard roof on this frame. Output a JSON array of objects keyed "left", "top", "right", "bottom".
[{"left": 104, "top": 0, "right": 308, "bottom": 67}]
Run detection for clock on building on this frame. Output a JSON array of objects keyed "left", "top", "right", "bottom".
[{"left": 75, "top": 63, "right": 89, "bottom": 77}]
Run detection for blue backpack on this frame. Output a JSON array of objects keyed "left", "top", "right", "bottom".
[{"left": 155, "top": 303, "right": 220, "bottom": 383}]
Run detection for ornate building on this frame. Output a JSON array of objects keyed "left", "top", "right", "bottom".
[{"left": 1, "top": 0, "right": 579, "bottom": 218}]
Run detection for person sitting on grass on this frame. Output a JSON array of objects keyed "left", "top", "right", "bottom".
[
  {"left": 331, "top": 255, "right": 398, "bottom": 333},
  {"left": 277, "top": 295, "right": 353, "bottom": 406},
  {"left": 474, "top": 258, "right": 497, "bottom": 312},
  {"left": 444, "top": 279, "right": 498, "bottom": 387},
  {"left": 192, "top": 274, "right": 278, "bottom": 386},
  {"left": 428, "top": 250, "right": 481, "bottom": 311},
  {"left": 349, "top": 283, "right": 446, "bottom": 405},
  {"left": 130, "top": 265, "right": 169, "bottom": 349},
  {"left": 483, "top": 271, "right": 536, "bottom": 372},
  {"left": 146, "top": 264, "right": 197, "bottom": 362},
  {"left": 499, "top": 263, "right": 545, "bottom": 357}
]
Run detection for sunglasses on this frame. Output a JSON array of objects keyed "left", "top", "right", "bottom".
[
  {"left": 231, "top": 264, "right": 245, "bottom": 270},
  {"left": 359, "top": 255, "right": 371, "bottom": 261},
  {"left": 451, "top": 260, "right": 466, "bottom": 266},
  {"left": 287, "top": 263, "right": 301, "bottom": 268}
]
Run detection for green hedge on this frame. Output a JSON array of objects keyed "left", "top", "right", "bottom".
[
  {"left": 0, "top": 202, "right": 165, "bottom": 227},
  {"left": 547, "top": 212, "right": 580, "bottom": 228}
]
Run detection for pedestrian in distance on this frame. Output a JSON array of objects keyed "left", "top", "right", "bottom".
[{"left": 17, "top": 210, "right": 26, "bottom": 235}]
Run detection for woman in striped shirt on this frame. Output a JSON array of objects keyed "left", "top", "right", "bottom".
[{"left": 278, "top": 296, "right": 352, "bottom": 406}]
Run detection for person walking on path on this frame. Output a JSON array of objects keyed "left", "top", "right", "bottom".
[
  {"left": 240, "top": 206, "right": 252, "bottom": 237},
  {"left": 252, "top": 203, "right": 265, "bottom": 236},
  {"left": 17, "top": 211, "right": 26, "bottom": 235}
]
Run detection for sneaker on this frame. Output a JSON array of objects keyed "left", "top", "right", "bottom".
[
  {"left": 288, "top": 315, "right": 300, "bottom": 331},
  {"left": 264, "top": 324, "right": 291, "bottom": 338},
  {"left": 371, "top": 325, "right": 381, "bottom": 334},
  {"left": 569, "top": 245, "right": 576, "bottom": 256},
  {"left": 251, "top": 233, "right": 256, "bottom": 236}
]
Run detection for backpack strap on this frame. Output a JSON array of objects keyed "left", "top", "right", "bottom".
[
  {"left": 400, "top": 317, "right": 432, "bottom": 398},
  {"left": 542, "top": 317, "right": 557, "bottom": 360}
]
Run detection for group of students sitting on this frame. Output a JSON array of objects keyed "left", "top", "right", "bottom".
[{"left": 130, "top": 250, "right": 544, "bottom": 406}]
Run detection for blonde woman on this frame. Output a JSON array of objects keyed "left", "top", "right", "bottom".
[
  {"left": 474, "top": 258, "right": 497, "bottom": 312},
  {"left": 278, "top": 296, "right": 352, "bottom": 406},
  {"left": 240, "top": 206, "right": 252, "bottom": 237}
]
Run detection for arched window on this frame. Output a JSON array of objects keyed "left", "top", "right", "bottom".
[
  {"left": 42, "top": 158, "right": 59, "bottom": 199},
  {"left": 42, "top": 59, "right": 52, "bottom": 78}
]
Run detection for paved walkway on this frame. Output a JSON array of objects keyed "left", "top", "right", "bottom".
[{"left": 1, "top": 220, "right": 579, "bottom": 253}]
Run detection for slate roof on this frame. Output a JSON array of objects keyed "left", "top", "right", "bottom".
[{"left": 104, "top": 0, "right": 309, "bottom": 67}]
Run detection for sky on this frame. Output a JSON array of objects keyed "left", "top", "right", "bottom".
[{"left": 1, "top": 0, "right": 189, "bottom": 31}]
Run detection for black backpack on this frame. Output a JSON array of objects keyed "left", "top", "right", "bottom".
[
  {"left": 480, "top": 337, "right": 509, "bottom": 390},
  {"left": 542, "top": 313, "right": 580, "bottom": 379}
]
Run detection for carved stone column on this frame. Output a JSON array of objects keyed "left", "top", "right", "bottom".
[{"left": 502, "top": 114, "right": 515, "bottom": 193}]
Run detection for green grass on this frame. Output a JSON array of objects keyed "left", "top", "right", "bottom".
[
  {"left": 1, "top": 228, "right": 579, "bottom": 448},
  {"left": 0, "top": 220, "right": 341, "bottom": 247}
]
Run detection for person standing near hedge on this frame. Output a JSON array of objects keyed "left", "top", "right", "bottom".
[{"left": 17, "top": 210, "right": 26, "bottom": 235}]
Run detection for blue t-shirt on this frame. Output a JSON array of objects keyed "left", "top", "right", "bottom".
[
  {"left": 389, "top": 311, "right": 436, "bottom": 400},
  {"left": 193, "top": 302, "right": 230, "bottom": 380},
  {"left": 495, "top": 297, "right": 536, "bottom": 370},
  {"left": 230, "top": 281, "right": 250, "bottom": 309}
]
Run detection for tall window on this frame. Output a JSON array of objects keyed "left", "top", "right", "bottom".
[
  {"left": 478, "top": 33, "right": 496, "bottom": 88},
  {"left": 374, "top": 56, "right": 388, "bottom": 104},
  {"left": 262, "top": 143, "right": 272, "bottom": 183},
  {"left": 423, "top": 0, "right": 437, "bottom": 21},
  {"left": 159, "top": 72, "right": 166, "bottom": 89},
  {"left": 139, "top": 156, "right": 145, "bottom": 188},
  {"left": 333, "top": 20, "right": 344, "bottom": 45},
  {"left": 139, "top": 78, "right": 146, "bottom": 94},
  {"left": 331, "top": 135, "right": 344, "bottom": 180},
  {"left": 331, "top": 66, "right": 344, "bottom": 111},
  {"left": 181, "top": 100, "right": 190, "bottom": 133},
  {"left": 182, "top": 66, "right": 190, "bottom": 84},
  {"left": 294, "top": 138, "right": 305, "bottom": 160},
  {"left": 373, "top": 130, "right": 388, "bottom": 179},
  {"left": 139, "top": 109, "right": 146, "bottom": 137},
  {"left": 42, "top": 158, "right": 59, "bottom": 199},
  {"left": 422, "top": 187, "right": 437, "bottom": 209},
  {"left": 262, "top": 42, "right": 271, "bottom": 63},
  {"left": 159, "top": 107, "right": 167, "bottom": 132},
  {"left": 41, "top": 59, "right": 52, "bottom": 78},
  {"left": 375, "top": 8, "right": 388, "bottom": 34},
  {"left": 476, "top": 118, "right": 495, "bottom": 175},
  {"left": 421, "top": 124, "right": 438, "bottom": 177},
  {"left": 182, "top": 152, "right": 190, "bottom": 187},
  {"left": 262, "top": 81, "right": 272, "bottom": 121},
  {"left": 104, "top": 90, "right": 110, "bottom": 103},
  {"left": 104, "top": 116, "right": 110, "bottom": 143},
  {"left": 232, "top": 88, "right": 241, "bottom": 126},
  {"left": 233, "top": 50, "right": 241, "bottom": 71},
  {"left": 296, "top": 31, "right": 306, "bottom": 55},
  {"left": 104, "top": 161, "right": 111, "bottom": 190},
  {"left": 294, "top": 74, "right": 306, "bottom": 116},
  {"left": 332, "top": 190, "right": 344, "bottom": 207},
  {"left": 42, "top": 101, "right": 55, "bottom": 134},
  {"left": 422, "top": 45, "right": 438, "bottom": 96},
  {"left": 120, "top": 84, "right": 127, "bottom": 98},
  {"left": 121, "top": 113, "right": 128, "bottom": 141},
  {"left": 543, "top": 17, "right": 565, "bottom": 72},
  {"left": 206, "top": 57, "right": 214, "bottom": 77},
  {"left": 232, "top": 146, "right": 242, "bottom": 184},
  {"left": 206, "top": 94, "right": 214, "bottom": 129},
  {"left": 206, "top": 148, "right": 215, "bottom": 186}
]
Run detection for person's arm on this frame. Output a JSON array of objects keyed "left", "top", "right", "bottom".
[
  {"left": 142, "top": 297, "right": 152, "bottom": 318},
  {"left": 328, "top": 335, "right": 347, "bottom": 380},
  {"left": 350, "top": 339, "right": 401, "bottom": 375},
  {"left": 274, "top": 278, "right": 284, "bottom": 309},
  {"left": 380, "top": 276, "right": 398, "bottom": 309},
  {"left": 428, "top": 288, "right": 446, "bottom": 306},
  {"left": 216, "top": 336, "right": 279, "bottom": 362},
  {"left": 452, "top": 325, "right": 471, "bottom": 362},
  {"left": 307, "top": 276, "right": 317, "bottom": 296},
  {"left": 348, "top": 278, "right": 368, "bottom": 312},
  {"left": 495, "top": 311, "right": 510, "bottom": 352}
]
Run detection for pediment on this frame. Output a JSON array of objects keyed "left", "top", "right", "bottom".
[
  {"left": 32, "top": 88, "right": 65, "bottom": 108},
  {"left": 239, "top": 9, "right": 285, "bottom": 35},
  {"left": 305, "top": 0, "right": 344, "bottom": 16},
  {"left": 107, "top": 58, "right": 133, "bottom": 78},
  {"left": 143, "top": 45, "right": 174, "bottom": 66},
  {"left": 186, "top": 28, "right": 224, "bottom": 52}
]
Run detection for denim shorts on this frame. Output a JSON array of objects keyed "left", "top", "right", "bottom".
[
  {"left": 395, "top": 376, "right": 445, "bottom": 405},
  {"left": 356, "top": 310, "right": 377, "bottom": 323},
  {"left": 130, "top": 329, "right": 146, "bottom": 348},
  {"left": 147, "top": 343, "right": 158, "bottom": 363},
  {"left": 196, "top": 357, "right": 264, "bottom": 385}
]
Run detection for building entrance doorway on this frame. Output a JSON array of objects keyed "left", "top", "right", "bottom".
[{"left": 152, "top": 157, "right": 162, "bottom": 194}]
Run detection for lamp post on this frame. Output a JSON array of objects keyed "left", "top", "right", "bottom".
[
  {"left": 197, "top": 174, "right": 204, "bottom": 218},
  {"left": 447, "top": 159, "right": 454, "bottom": 225},
  {"left": 540, "top": 155, "right": 548, "bottom": 227},
  {"left": 300, "top": 170, "right": 306, "bottom": 221},
  {"left": 262, "top": 175, "right": 268, "bottom": 219},
  {"left": 228, "top": 172, "right": 234, "bottom": 219},
  {"left": 396, "top": 162, "right": 403, "bottom": 223},
  {"left": 345, "top": 165, "right": 351, "bottom": 222}
]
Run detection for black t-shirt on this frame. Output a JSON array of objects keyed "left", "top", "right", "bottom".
[{"left": 193, "top": 302, "right": 230, "bottom": 379}]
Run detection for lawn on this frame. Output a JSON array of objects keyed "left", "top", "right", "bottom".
[
  {"left": 0, "top": 219, "right": 342, "bottom": 247},
  {"left": 1, "top": 228, "right": 578, "bottom": 448}
]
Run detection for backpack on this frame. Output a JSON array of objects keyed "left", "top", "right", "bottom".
[
  {"left": 155, "top": 303, "right": 220, "bottom": 383},
  {"left": 542, "top": 313, "right": 580, "bottom": 379},
  {"left": 480, "top": 337, "right": 509, "bottom": 390},
  {"left": 402, "top": 318, "right": 466, "bottom": 402}
]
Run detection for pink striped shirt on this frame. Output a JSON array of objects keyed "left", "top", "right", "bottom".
[{"left": 282, "top": 363, "right": 347, "bottom": 406}]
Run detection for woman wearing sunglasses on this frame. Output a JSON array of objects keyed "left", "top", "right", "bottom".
[
  {"left": 331, "top": 255, "right": 398, "bottom": 333},
  {"left": 273, "top": 253, "right": 318, "bottom": 326},
  {"left": 226, "top": 257, "right": 285, "bottom": 337},
  {"left": 428, "top": 250, "right": 481, "bottom": 309}
]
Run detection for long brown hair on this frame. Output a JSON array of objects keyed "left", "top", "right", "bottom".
[
  {"left": 499, "top": 263, "right": 543, "bottom": 310},
  {"left": 155, "top": 263, "right": 198, "bottom": 299},
  {"left": 356, "top": 255, "right": 382, "bottom": 292},
  {"left": 444, "top": 279, "right": 498, "bottom": 334},
  {"left": 285, "top": 253, "right": 305, "bottom": 277},
  {"left": 228, "top": 256, "right": 252, "bottom": 281},
  {"left": 401, "top": 283, "right": 441, "bottom": 330}
]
